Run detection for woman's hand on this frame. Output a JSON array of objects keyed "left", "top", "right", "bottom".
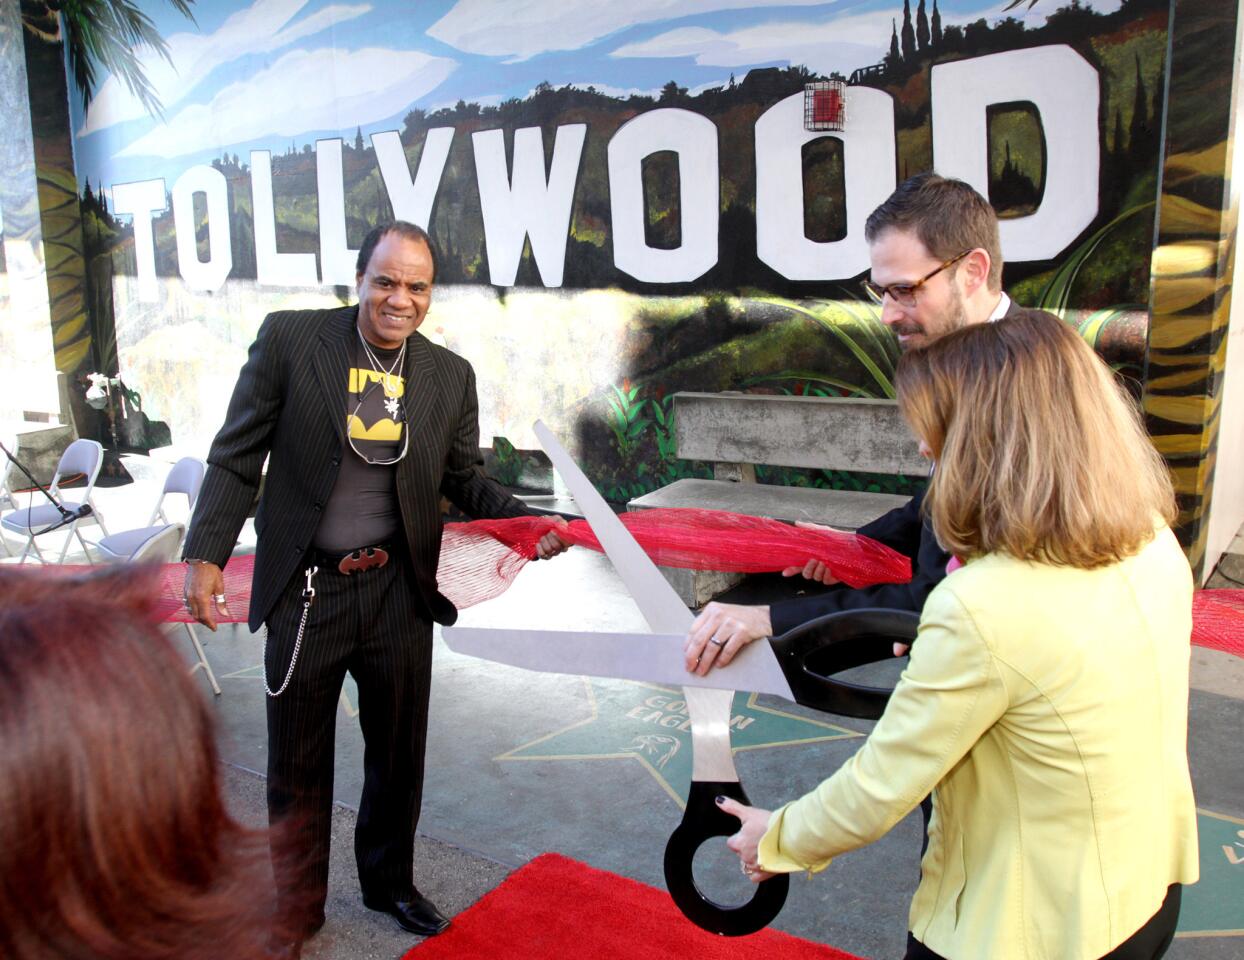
[
  {"left": 716, "top": 796, "right": 777, "bottom": 883},
  {"left": 684, "top": 602, "right": 771, "bottom": 676}
]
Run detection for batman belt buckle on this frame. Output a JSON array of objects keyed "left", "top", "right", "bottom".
[{"left": 338, "top": 546, "right": 389, "bottom": 575}]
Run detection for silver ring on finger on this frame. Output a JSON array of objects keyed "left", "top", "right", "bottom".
[
  {"left": 709, "top": 636, "right": 726, "bottom": 647},
  {"left": 212, "top": 593, "right": 226, "bottom": 603}
]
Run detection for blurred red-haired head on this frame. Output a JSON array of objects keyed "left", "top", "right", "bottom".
[{"left": 0, "top": 565, "right": 274, "bottom": 959}]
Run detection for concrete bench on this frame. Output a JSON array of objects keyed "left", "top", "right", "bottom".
[
  {"left": 627, "top": 392, "right": 928, "bottom": 606},
  {"left": 1, "top": 420, "right": 76, "bottom": 489}
]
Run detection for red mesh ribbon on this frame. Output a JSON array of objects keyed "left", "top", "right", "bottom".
[
  {"left": 44, "top": 509, "right": 907, "bottom": 622},
  {"left": 157, "top": 555, "right": 256, "bottom": 623},
  {"left": 0, "top": 556, "right": 256, "bottom": 624},
  {"left": 31, "top": 508, "right": 1244, "bottom": 659},
  {"left": 437, "top": 509, "right": 911, "bottom": 609},
  {"left": 1190, "top": 590, "right": 1244, "bottom": 659}
]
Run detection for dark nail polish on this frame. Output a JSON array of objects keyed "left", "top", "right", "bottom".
[{"left": 715, "top": 795, "right": 726, "bottom": 805}]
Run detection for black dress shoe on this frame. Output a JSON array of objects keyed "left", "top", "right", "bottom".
[{"left": 362, "top": 892, "right": 451, "bottom": 936}]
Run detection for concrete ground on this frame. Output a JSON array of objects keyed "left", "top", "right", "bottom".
[{"left": 3, "top": 455, "right": 1242, "bottom": 959}]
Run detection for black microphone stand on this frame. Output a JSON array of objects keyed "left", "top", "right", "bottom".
[{"left": 0, "top": 439, "right": 84, "bottom": 538}]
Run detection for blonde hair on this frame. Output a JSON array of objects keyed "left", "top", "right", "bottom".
[{"left": 895, "top": 312, "right": 1176, "bottom": 568}]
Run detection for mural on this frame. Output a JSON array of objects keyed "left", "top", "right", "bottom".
[
  {"left": 0, "top": 0, "right": 60, "bottom": 425},
  {"left": 65, "top": 0, "right": 1171, "bottom": 500},
  {"left": 1140, "top": 0, "right": 1243, "bottom": 575},
  {"left": 14, "top": 0, "right": 196, "bottom": 448}
]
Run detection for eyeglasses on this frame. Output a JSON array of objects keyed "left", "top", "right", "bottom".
[{"left": 861, "top": 250, "right": 973, "bottom": 308}]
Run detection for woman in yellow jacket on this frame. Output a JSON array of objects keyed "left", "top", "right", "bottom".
[{"left": 714, "top": 312, "right": 1199, "bottom": 960}]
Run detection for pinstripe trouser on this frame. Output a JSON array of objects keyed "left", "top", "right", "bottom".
[{"left": 264, "top": 546, "right": 433, "bottom": 925}]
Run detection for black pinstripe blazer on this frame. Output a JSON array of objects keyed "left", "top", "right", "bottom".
[{"left": 184, "top": 305, "right": 531, "bottom": 631}]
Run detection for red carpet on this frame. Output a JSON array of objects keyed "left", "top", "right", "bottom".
[{"left": 402, "top": 853, "right": 866, "bottom": 960}]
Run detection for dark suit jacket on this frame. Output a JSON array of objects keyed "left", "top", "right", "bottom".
[
  {"left": 769, "top": 299, "right": 1046, "bottom": 635},
  {"left": 184, "top": 305, "right": 530, "bottom": 631},
  {"left": 769, "top": 488, "right": 949, "bottom": 634}
]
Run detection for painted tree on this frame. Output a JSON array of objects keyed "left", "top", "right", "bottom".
[
  {"left": 917, "top": 0, "right": 929, "bottom": 52},
  {"left": 1129, "top": 53, "right": 1150, "bottom": 158},
  {"left": 23, "top": 0, "right": 195, "bottom": 114},
  {"left": 931, "top": 0, "right": 942, "bottom": 46},
  {"left": 1150, "top": 59, "right": 1163, "bottom": 142},
  {"left": 18, "top": 0, "right": 196, "bottom": 410},
  {"left": 659, "top": 80, "right": 688, "bottom": 102},
  {"left": 901, "top": 0, "right": 917, "bottom": 61}
]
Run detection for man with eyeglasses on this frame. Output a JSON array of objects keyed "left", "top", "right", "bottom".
[
  {"left": 686, "top": 172, "right": 1038, "bottom": 672},
  {"left": 181, "top": 222, "right": 568, "bottom": 957}
]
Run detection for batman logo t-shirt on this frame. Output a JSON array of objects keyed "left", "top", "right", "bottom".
[
  {"left": 311, "top": 337, "right": 407, "bottom": 553},
  {"left": 346, "top": 339, "right": 405, "bottom": 460}
]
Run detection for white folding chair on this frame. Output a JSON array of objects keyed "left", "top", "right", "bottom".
[
  {"left": 0, "top": 438, "right": 17, "bottom": 557},
  {"left": 123, "top": 522, "right": 222, "bottom": 697},
  {"left": 90, "top": 457, "right": 206, "bottom": 563},
  {"left": 125, "top": 521, "right": 184, "bottom": 565},
  {"left": 0, "top": 439, "right": 109, "bottom": 564}
]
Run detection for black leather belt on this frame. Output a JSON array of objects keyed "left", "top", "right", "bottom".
[{"left": 309, "top": 542, "right": 394, "bottom": 575}]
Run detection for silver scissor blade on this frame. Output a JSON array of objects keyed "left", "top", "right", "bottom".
[
  {"left": 534, "top": 420, "right": 692, "bottom": 635},
  {"left": 534, "top": 420, "right": 796, "bottom": 783},
  {"left": 442, "top": 625, "right": 796, "bottom": 698}
]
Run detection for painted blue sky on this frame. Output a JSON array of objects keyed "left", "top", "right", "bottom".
[{"left": 73, "top": 0, "right": 1124, "bottom": 194}]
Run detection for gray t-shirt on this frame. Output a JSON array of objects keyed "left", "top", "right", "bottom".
[{"left": 312, "top": 338, "right": 405, "bottom": 553}]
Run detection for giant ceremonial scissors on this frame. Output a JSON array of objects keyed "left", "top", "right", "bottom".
[{"left": 443, "top": 420, "right": 918, "bottom": 936}]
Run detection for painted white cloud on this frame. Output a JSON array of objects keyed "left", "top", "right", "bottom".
[
  {"left": 611, "top": 13, "right": 890, "bottom": 77},
  {"left": 427, "top": 0, "right": 835, "bottom": 61},
  {"left": 117, "top": 47, "right": 456, "bottom": 159},
  {"left": 80, "top": 0, "right": 371, "bottom": 136},
  {"left": 611, "top": 27, "right": 721, "bottom": 61}
]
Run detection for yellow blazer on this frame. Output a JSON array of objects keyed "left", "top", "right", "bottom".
[{"left": 758, "top": 525, "right": 1199, "bottom": 960}]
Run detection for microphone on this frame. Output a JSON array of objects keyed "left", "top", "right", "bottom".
[{"left": 35, "top": 502, "right": 94, "bottom": 536}]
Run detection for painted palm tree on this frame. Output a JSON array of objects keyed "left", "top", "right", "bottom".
[
  {"left": 23, "top": 0, "right": 195, "bottom": 114},
  {"left": 14, "top": 0, "right": 194, "bottom": 388}
]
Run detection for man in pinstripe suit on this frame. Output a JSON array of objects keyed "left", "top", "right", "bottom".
[{"left": 182, "top": 222, "right": 567, "bottom": 952}]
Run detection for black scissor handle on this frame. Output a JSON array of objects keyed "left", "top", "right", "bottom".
[
  {"left": 769, "top": 608, "right": 920, "bottom": 719},
  {"left": 664, "top": 779, "right": 789, "bottom": 936}
]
